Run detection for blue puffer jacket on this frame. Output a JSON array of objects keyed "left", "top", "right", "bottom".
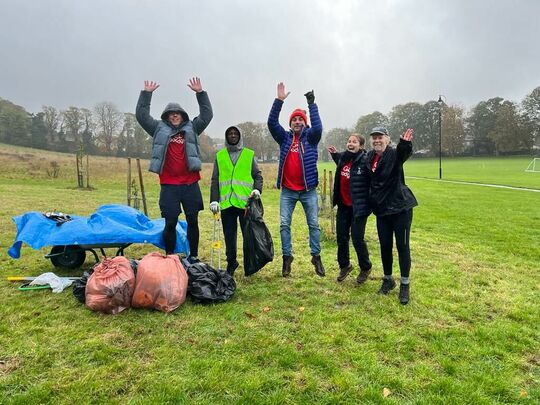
[
  {"left": 135, "top": 90, "right": 213, "bottom": 174},
  {"left": 267, "top": 99, "right": 322, "bottom": 190}
]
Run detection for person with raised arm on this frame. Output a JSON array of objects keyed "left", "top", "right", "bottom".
[
  {"left": 364, "top": 127, "right": 417, "bottom": 304},
  {"left": 267, "top": 82, "right": 325, "bottom": 278},
  {"left": 328, "top": 133, "right": 372, "bottom": 284},
  {"left": 136, "top": 78, "right": 213, "bottom": 263}
]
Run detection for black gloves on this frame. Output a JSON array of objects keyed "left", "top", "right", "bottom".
[{"left": 304, "top": 90, "right": 315, "bottom": 105}]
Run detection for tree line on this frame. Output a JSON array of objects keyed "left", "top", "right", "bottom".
[{"left": 0, "top": 86, "right": 538, "bottom": 162}]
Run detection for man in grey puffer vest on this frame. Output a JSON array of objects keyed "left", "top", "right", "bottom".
[{"left": 136, "top": 78, "right": 213, "bottom": 262}]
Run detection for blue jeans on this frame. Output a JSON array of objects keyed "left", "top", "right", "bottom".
[{"left": 280, "top": 187, "right": 321, "bottom": 256}]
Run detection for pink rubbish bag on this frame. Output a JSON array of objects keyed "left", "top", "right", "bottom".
[
  {"left": 131, "top": 252, "right": 188, "bottom": 313},
  {"left": 85, "top": 256, "right": 135, "bottom": 314}
]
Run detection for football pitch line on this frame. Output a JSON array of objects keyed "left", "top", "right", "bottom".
[{"left": 408, "top": 176, "right": 540, "bottom": 193}]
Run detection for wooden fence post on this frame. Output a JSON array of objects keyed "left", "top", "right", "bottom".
[
  {"left": 127, "top": 158, "right": 132, "bottom": 207},
  {"left": 86, "top": 154, "right": 90, "bottom": 188},
  {"left": 329, "top": 170, "right": 335, "bottom": 234},
  {"left": 322, "top": 169, "right": 327, "bottom": 209},
  {"left": 137, "top": 158, "right": 148, "bottom": 216}
]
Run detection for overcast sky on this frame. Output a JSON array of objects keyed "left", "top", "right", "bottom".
[{"left": 1, "top": 0, "right": 539, "bottom": 137}]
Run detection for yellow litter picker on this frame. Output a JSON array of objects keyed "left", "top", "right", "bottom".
[
  {"left": 7, "top": 275, "right": 81, "bottom": 291},
  {"left": 211, "top": 212, "right": 223, "bottom": 270},
  {"left": 7, "top": 276, "right": 81, "bottom": 282}
]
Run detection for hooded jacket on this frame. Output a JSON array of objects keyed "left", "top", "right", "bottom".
[
  {"left": 135, "top": 90, "right": 213, "bottom": 174},
  {"left": 332, "top": 150, "right": 371, "bottom": 218},
  {"left": 210, "top": 126, "right": 263, "bottom": 204},
  {"left": 267, "top": 99, "right": 322, "bottom": 190},
  {"left": 364, "top": 139, "right": 418, "bottom": 216}
]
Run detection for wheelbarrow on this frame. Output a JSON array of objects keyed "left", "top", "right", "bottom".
[
  {"left": 8, "top": 204, "right": 190, "bottom": 269},
  {"left": 45, "top": 243, "right": 132, "bottom": 269}
]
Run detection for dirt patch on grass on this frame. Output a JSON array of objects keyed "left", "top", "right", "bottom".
[
  {"left": 0, "top": 356, "right": 21, "bottom": 375},
  {"left": 524, "top": 353, "right": 540, "bottom": 368}
]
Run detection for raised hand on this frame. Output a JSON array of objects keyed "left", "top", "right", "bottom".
[
  {"left": 187, "top": 77, "right": 203, "bottom": 93},
  {"left": 327, "top": 145, "right": 337, "bottom": 154},
  {"left": 401, "top": 128, "right": 414, "bottom": 141},
  {"left": 304, "top": 90, "right": 315, "bottom": 104},
  {"left": 277, "top": 82, "right": 290, "bottom": 101},
  {"left": 144, "top": 81, "right": 160, "bottom": 92}
]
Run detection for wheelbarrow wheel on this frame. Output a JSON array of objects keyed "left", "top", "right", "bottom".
[{"left": 49, "top": 245, "right": 86, "bottom": 269}]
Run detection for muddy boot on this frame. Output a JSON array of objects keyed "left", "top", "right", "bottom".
[
  {"left": 356, "top": 267, "right": 372, "bottom": 285},
  {"left": 337, "top": 264, "right": 353, "bottom": 282},
  {"left": 311, "top": 255, "right": 325, "bottom": 277},
  {"left": 399, "top": 283, "right": 410, "bottom": 305},
  {"left": 378, "top": 277, "right": 396, "bottom": 295},
  {"left": 282, "top": 255, "right": 294, "bottom": 277}
]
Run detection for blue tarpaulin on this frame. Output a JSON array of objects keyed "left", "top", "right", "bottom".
[{"left": 8, "top": 204, "right": 189, "bottom": 258}]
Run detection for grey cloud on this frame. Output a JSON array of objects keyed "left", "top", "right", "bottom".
[{"left": 0, "top": 0, "right": 538, "bottom": 136}]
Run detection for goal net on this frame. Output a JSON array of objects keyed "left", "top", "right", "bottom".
[{"left": 525, "top": 158, "right": 540, "bottom": 172}]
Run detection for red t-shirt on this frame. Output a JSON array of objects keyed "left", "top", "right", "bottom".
[
  {"left": 371, "top": 153, "right": 381, "bottom": 172},
  {"left": 339, "top": 161, "right": 353, "bottom": 206},
  {"left": 159, "top": 133, "right": 201, "bottom": 185},
  {"left": 282, "top": 134, "right": 305, "bottom": 191}
]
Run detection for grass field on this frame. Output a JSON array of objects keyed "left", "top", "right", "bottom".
[
  {"left": 320, "top": 155, "right": 540, "bottom": 190},
  {"left": 0, "top": 144, "right": 539, "bottom": 403}
]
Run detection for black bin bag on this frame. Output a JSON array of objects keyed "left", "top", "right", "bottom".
[
  {"left": 184, "top": 260, "right": 236, "bottom": 303},
  {"left": 243, "top": 197, "right": 274, "bottom": 276}
]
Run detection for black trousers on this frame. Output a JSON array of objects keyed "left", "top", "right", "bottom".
[
  {"left": 336, "top": 205, "right": 372, "bottom": 271},
  {"left": 221, "top": 207, "right": 247, "bottom": 265},
  {"left": 160, "top": 183, "right": 203, "bottom": 256},
  {"left": 164, "top": 213, "right": 199, "bottom": 256},
  {"left": 376, "top": 209, "right": 413, "bottom": 278}
]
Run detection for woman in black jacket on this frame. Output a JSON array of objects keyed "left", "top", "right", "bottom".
[
  {"left": 364, "top": 127, "right": 417, "bottom": 304},
  {"left": 328, "top": 134, "right": 372, "bottom": 284}
]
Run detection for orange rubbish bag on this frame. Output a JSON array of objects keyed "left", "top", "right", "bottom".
[
  {"left": 131, "top": 252, "right": 188, "bottom": 313},
  {"left": 85, "top": 256, "right": 136, "bottom": 314}
]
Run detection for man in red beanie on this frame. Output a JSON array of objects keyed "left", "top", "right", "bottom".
[{"left": 267, "top": 82, "right": 325, "bottom": 278}]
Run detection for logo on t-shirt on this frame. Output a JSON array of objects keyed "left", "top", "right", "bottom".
[
  {"left": 341, "top": 164, "right": 351, "bottom": 179},
  {"left": 290, "top": 138, "right": 299, "bottom": 153},
  {"left": 170, "top": 134, "right": 185, "bottom": 145}
]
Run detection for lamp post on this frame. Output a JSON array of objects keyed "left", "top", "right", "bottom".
[{"left": 437, "top": 95, "right": 444, "bottom": 180}]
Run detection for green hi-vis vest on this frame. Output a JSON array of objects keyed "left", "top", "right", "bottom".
[{"left": 217, "top": 148, "right": 255, "bottom": 210}]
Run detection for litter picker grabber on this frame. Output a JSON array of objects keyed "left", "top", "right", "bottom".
[
  {"left": 7, "top": 276, "right": 81, "bottom": 292},
  {"left": 211, "top": 212, "right": 223, "bottom": 270},
  {"left": 7, "top": 276, "right": 81, "bottom": 282}
]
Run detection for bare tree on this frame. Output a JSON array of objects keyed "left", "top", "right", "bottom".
[
  {"left": 93, "top": 101, "right": 124, "bottom": 155},
  {"left": 42, "top": 105, "right": 61, "bottom": 143},
  {"left": 236, "top": 122, "right": 267, "bottom": 159},
  {"left": 80, "top": 108, "right": 95, "bottom": 153},
  {"left": 62, "top": 106, "right": 83, "bottom": 144}
]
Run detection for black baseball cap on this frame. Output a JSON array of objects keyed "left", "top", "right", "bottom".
[{"left": 369, "top": 126, "right": 389, "bottom": 136}]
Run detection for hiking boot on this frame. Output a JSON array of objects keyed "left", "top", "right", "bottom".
[
  {"left": 311, "top": 255, "right": 325, "bottom": 277},
  {"left": 378, "top": 277, "right": 396, "bottom": 295},
  {"left": 337, "top": 264, "right": 353, "bottom": 282},
  {"left": 356, "top": 267, "right": 372, "bottom": 285},
  {"left": 282, "top": 255, "right": 294, "bottom": 277},
  {"left": 227, "top": 260, "right": 239, "bottom": 276},
  {"left": 399, "top": 283, "right": 410, "bottom": 304}
]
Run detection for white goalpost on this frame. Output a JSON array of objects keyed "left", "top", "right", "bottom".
[{"left": 525, "top": 158, "right": 540, "bottom": 172}]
